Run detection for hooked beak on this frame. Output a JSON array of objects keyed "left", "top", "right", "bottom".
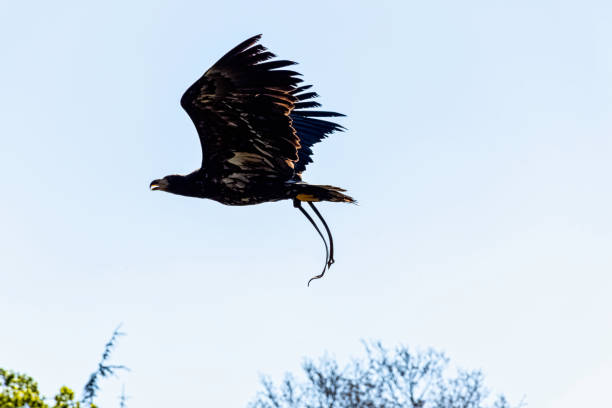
[{"left": 150, "top": 179, "right": 168, "bottom": 191}]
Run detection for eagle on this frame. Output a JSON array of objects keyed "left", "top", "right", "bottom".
[{"left": 150, "top": 35, "right": 355, "bottom": 285}]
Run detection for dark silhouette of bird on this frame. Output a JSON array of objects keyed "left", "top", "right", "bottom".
[{"left": 150, "top": 35, "right": 354, "bottom": 285}]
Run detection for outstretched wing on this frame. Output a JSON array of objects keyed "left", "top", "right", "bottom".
[
  {"left": 180, "top": 35, "right": 302, "bottom": 182},
  {"left": 290, "top": 85, "right": 345, "bottom": 178}
]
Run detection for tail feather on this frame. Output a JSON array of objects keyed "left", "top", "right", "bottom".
[{"left": 293, "top": 183, "right": 356, "bottom": 204}]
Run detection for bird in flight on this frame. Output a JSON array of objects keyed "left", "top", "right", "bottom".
[{"left": 150, "top": 35, "right": 355, "bottom": 285}]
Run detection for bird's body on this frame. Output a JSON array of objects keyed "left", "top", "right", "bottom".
[
  {"left": 163, "top": 170, "right": 329, "bottom": 206},
  {"left": 155, "top": 169, "right": 292, "bottom": 205},
  {"left": 151, "top": 35, "right": 354, "bottom": 284}
]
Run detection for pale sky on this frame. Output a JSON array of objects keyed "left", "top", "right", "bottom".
[{"left": 1, "top": 1, "right": 611, "bottom": 407}]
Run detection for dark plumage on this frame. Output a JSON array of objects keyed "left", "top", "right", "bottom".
[{"left": 150, "top": 35, "right": 354, "bottom": 284}]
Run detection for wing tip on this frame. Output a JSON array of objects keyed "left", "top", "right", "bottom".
[
  {"left": 216, "top": 34, "right": 264, "bottom": 64},
  {"left": 247, "top": 33, "right": 263, "bottom": 43}
]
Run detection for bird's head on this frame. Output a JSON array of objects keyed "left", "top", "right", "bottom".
[
  {"left": 150, "top": 174, "right": 202, "bottom": 198},
  {"left": 150, "top": 175, "right": 185, "bottom": 193},
  {"left": 150, "top": 176, "right": 170, "bottom": 192}
]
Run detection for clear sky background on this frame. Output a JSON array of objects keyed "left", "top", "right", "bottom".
[{"left": 1, "top": 1, "right": 611, "bottom": 407}]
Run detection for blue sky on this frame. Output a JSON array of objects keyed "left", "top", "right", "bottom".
[{"left": 1, "top": 1, "right": 611, "bottom": 407}]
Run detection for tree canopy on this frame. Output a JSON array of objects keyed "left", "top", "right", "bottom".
[
  {"left": 0, "top": 369, "right": 87, "bottom": 408},
  {"left": 1, "top": 326, "right": 126, "bottom": 408},
  {"left": 249, "top": 342, "right": 520, "bottom": 408}
]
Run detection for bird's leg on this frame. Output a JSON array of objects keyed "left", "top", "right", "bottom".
[
  {"left": 294, "top": 198, "right": 329, "bottom": 286},
  {"left": 307, "top": 202, "right": 335, "bottom": 268}
]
